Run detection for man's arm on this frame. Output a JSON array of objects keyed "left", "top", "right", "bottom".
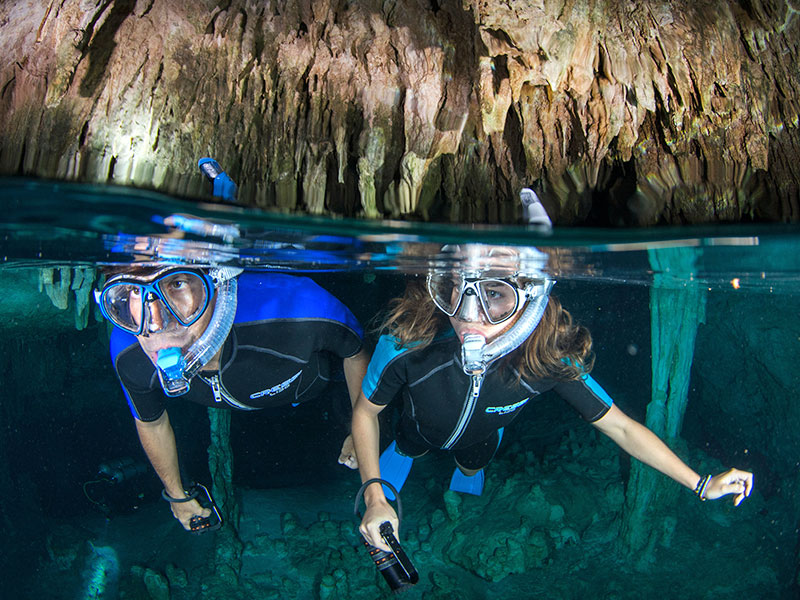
[
  {"left": 592, "top": 404, "right": 752, "bottom": 505},
  {"left": 343, "top": 348, "right": 370, "bottom": 408},
  {"left": 135, "top": 411, "right": 210, "bottom": 528}
]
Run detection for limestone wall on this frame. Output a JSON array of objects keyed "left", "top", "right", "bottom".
[{"left": 1, "top": 0, "right": 799, "bottom": 223}]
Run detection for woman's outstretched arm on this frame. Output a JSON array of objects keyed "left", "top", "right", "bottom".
[{"left": 592, "top": 404, "right": 753, "bottom": 505}]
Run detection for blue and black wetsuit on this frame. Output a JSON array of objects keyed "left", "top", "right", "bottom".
[
  {"left": 363, "top": 331, "right": 613, "bottom": 470},
  {"left": 111, "top": 272, "right": 364, "bottom": 422}
]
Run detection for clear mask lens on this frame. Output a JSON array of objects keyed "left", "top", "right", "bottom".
[
  {"left": 428, "top": 274, "right": 524, "bottom": 324},
  {"left": 154, "top": 272, "right": 210, "bottom": 324},
  {"left": 100, "top": 270, "right": 212, "bottom": 335}
]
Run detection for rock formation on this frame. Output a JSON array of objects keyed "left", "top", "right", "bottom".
[
  {"left": 207, "top": 408, "right": 244, "bottom": 591},
  {"left": 1, "top": 0, "right": 799, "bottom": 224},
  {"left": 619, "top": 246, "right": 706, "bottom": 558}
]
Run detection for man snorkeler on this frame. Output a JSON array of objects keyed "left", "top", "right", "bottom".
[{"left": 97, "top": 264, "right": 368, "bottom": 529}]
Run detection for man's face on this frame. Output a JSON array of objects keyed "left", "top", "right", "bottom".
[
  {"left": 100, "top": 267, "right": 215, "bottom": 367},
  {"left": 134, "top": 292, "right": 216, "bottom": 367}
]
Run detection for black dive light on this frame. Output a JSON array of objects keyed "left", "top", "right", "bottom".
[
  {"left": 354, "top": 478, "right": 419, "bottom": 592},
  {"left": 188, "top": 482, "right": 223, "bottom": 534}
]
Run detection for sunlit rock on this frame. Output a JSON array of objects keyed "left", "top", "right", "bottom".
[{"left": 1, "top": 0, "right": 798, "bottom": 223}]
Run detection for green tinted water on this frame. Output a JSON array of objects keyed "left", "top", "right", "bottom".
[{"left": 1, "top": 178, "right": 798, "bottom": 599}]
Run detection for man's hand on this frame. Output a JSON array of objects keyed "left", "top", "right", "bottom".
[{"left": 169, "top": 497, "right": 211, "bottom": 530}]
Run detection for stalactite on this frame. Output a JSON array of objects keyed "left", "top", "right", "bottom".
[
  {"left": 302, "top": 146, "right": 329, "bottom": 215},
  {"left": 618, "top": 246, "right": 707, "bottom": 560},
  {"left": 39, "top": 267, "right": 71, "bottom": 310},
  {"left": 70, "top": 267, "right": 94, "bottom": 330},
  {"left": 38, "top": 267, "right": 96, "bottom": 330},
  {"left": 3, "top": 0, "right": 797, "bottom": 223},
  {"left": 357, "top": 126, "right": 388, "bottom": 218},
  {"left": 207, "top": 408, "right": 243, "bottom": 587}
]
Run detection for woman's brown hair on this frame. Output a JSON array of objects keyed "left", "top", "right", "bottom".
[{"left": 376, "top": 278, "right": 594, "bottom": 381}]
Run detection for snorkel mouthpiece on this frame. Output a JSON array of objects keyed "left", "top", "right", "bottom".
[
  {"left": 462, "top": 334, "right": 487, "bottom": 374},
  {"left": 157, "top": 348, "right": 189, "bottom": 396}
]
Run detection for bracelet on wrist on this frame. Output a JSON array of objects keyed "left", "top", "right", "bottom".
[{"left": 693, "top": 474, "right": 712, "bottom": 501}]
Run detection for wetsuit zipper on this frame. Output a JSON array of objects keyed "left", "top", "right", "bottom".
[
  {"left": 442, "top": 372, "right": 484, "bottom": 450},
  {"left": 201, "top": 373, "right": 257, "bottom": 410}
]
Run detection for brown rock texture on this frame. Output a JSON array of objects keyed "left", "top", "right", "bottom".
[{"left": 1, "top": 0, "right": 799, "bottom": 224}]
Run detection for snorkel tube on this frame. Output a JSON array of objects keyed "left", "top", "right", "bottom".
[
  {"left": 156, "top": 267, "right": 243, "bottom": 396},
  {"left": 461, "top": 279, "right": 554, "bottom": 375}
]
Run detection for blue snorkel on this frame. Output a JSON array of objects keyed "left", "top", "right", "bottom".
[{"left": 198, "top": 158, "right": 238, "bottom": 202}]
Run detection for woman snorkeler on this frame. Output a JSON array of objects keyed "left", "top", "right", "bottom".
[{"left": 352, "top": 244, "right": 753, "bottom": 552}]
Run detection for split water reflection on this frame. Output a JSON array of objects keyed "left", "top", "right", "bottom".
[{"left": 1, "top": 179, "right": 799, "bottom": 599}]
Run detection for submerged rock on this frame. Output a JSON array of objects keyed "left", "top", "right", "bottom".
[{"left": 45, "top": 524, "right": 87, "bottom": 571}]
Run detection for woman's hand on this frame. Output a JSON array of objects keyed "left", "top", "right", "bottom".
[
  {"left": 702, "top": 468, "right": 754, "bottom": 506},
  {"left": 338, "top": 434, "right": 358, "bottom": 469},
  {"left": 359, "top": 496, "right": 400, "bottom": 553}
]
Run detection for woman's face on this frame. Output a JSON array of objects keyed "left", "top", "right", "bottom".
[{"left": 447, "top": 299, "right": 525, "bottom": 344}]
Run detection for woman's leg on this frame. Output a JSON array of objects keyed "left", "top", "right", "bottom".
[
  {"left": 379, "top": 415, "right": 431, "bottom": 500},
  {"left": 449, "top": 428, "right": 504, "bottom": 495}
]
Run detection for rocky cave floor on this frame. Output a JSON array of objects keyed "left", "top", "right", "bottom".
[{"left": 17, "top": 415, "right": 795, "bottom": 600}]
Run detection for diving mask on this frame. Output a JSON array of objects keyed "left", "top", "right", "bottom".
[
  {"left": 96, "top": 265, "right": 242, "bottom": 397},
  {"left": 427, "top": 274, "right": 550, "bottom": 324},
  {"left": 96, "top": 268, "right": 215, "bottom": 335}
]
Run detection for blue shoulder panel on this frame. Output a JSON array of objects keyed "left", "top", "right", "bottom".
[
  {"left": 109, "top": 327, "right": 139, "bottom": 364},
  {"left": 109, "top": 327, "right": 143, "bottom": 419},
  {"left": 362, "top": 334, "right": 412, "bottom": 398},
  {"left": 234, "top": 272, "right": 363, "bottom": 338},
  {"left": 561, "top": 357, "right": 614, "bottom": 409},
  {"left": 580, "top": 374, "right": 614, "bottom": 408}
]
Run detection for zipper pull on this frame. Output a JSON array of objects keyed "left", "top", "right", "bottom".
[
  {"left": 210, "top": 375, "right": 222, "bottom": 403},
  {"left": 471, "top": 373, "right": 484, "bottom": 398}
]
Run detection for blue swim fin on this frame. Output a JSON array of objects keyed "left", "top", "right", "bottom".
[
  {"left": 449, "top": 468, "right": 485, "bottom": 496},
  {"left": 378, "top": 441, "right": 414, "bottom": 501}
]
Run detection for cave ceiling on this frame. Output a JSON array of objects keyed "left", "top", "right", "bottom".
[{"left": 1, "top": 0, "right": 799, "bottom": 225}]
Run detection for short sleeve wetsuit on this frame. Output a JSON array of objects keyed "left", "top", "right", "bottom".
[
  {"left": 362, "top": 331, "right": 613, "bottom": 470},
  {"left": 110, "top": 272, "right": 364, "bottom": 422}
]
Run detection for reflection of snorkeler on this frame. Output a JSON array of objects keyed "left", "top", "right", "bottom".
[
  {"left": 353, "top": 244, "right": 753, "bottom": 552},
  {"left": 96, "top": 264, "right": 368, "bottom": 530}
]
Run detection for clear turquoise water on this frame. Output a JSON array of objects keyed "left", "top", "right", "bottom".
[{"left": 1, "top": 178, "right": 799, "bottom": 599}]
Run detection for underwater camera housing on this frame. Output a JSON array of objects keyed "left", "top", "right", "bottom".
[
  {"left": 188, "top": 483, "right": 223, "bottom": 534},
  {"left": 161, "top": 482, "right": 223, "bottom": 534},
  {"left": 354, "top": 478, "right": 419, "bottom": 592}
]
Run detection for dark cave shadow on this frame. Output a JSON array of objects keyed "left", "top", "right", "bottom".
[{"left": 79, "top": 0, "right": 138, "bottom": 99}]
